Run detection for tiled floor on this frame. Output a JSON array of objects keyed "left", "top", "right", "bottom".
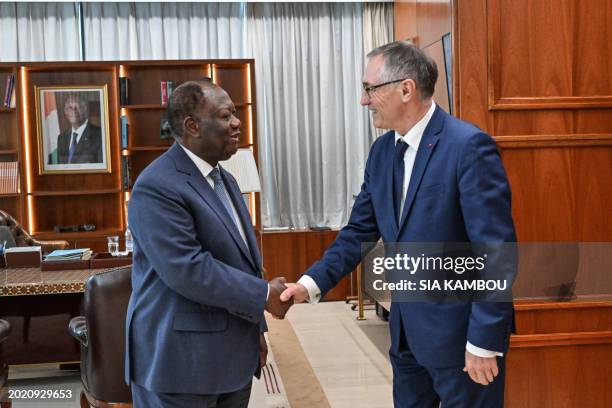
[{"left": 6, "top": 301, "right": 392, "bottom": 408}]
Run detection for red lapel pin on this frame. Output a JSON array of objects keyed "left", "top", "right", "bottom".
[{"left": 427, "top": 143, "right": 433, "bottom": 148}]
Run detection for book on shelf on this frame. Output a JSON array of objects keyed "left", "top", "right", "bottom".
[
  {"left": 9, "top": 84, "right": 16, "bottom": 108},
  {"left": 45, "top": 248, "right": 92, "bottom": 262},
  {"left": 120, "top": 115, "right": 129, "bottom": 149},
  {"left": 119, "top": 77, "right": 129, "bottom": 105},
  {"left": 121, "top": 155, "right": 132, "bottom": 190},
  {"left": 0, "top": 161, "right": 19, "bottom": 194},
  {"left": 161, "top": 81, "right": 168, "bottom": 104},
  {"left": 3, "top": 74, "right": 15, "bottom": 108},
  {"left": 160, "top": 80, "right": 174, "bottom": 105},
  {"left": 167, "top": 80, "right": 174, "bottom": 99},
  {"left": 160, "top": 114, "right": 172, "bottom": 140}
]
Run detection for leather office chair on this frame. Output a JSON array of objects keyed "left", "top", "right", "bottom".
[
  {"left": 68, "top": 266, "right": 132, "bottom": 408},
  {"left": 0, "top": 319, "right": 11, "bottom": 408},
  {"left": 0, "top": 209, "right": 69, "bottom": 254}
]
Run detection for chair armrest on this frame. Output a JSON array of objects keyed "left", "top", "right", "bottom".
[
  {"left": 68, "top": 316, "right": 88, "bottom": 347},
  {"left": 0, "top": 319, "right": 10, "bottom": 343}
]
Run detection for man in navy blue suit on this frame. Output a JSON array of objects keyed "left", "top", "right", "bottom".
[
  {"left": 282, "top": 42, "right": 516, "bottom": 407},
  {"left": 126, "top": 79, "right": 292, "bottom": 407}
]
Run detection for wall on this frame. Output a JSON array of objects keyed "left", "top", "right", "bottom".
[{"left": 395, "top": 0, "right": 612, "bottom": 242}]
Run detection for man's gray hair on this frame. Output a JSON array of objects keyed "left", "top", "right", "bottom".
[
  {"left": 367, "top": 41, "right": 438, "bottom": 99},
  {"left": 166, "top": 78, "right": 215, "bottom": 141}
]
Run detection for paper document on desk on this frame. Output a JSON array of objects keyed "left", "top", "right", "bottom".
[{"left": 45, "top": 248, "right": 92, "bottom": 261}]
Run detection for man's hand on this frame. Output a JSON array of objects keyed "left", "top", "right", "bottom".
[
  {"left": 259, "top": 333, "right": 268, "bottom": 368},
  {"left": 265, "top": 277, "right": 293, "bottom": 319},
  {"left": 463, "top": 350, "right": 499, "bottom": 385},
  {"left": 280, "top": 282, "right": 309, "bottom": 303}
]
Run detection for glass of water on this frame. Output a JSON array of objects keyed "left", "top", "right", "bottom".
[{"left": 107, "top": 236, "right": 120, "bottom": 256}]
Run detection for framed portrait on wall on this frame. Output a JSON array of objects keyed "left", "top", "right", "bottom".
[{"left": 34, "top": 85, "right": 111, "bottom": 174}]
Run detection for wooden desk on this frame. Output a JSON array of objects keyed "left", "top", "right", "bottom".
[
  {"left": 1, "top": 268, "right": 99, "bottom": 297},
  {"left": 0, "top": 267, "right": 110, "bottom": 365}
]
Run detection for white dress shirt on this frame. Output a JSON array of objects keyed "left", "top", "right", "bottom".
[
  {"left": 298, "top": 102, "right": 502, "bottom": 358},
  {"left": 179, "top": 144, "right": 247, "bottom": 244},
  {"left": 71, "top": 119, "right": 89, "bottom": 145}
]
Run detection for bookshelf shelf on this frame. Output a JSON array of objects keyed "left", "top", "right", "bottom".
[
  {"left": 121, "top": 104, "right": 167, "bottom": 110},
  {"left": 32, "top": 228, "right": 124, "bottom": 240},
  {"left": 0, "top": 193, "right": 20, "bottom": 198},
  {"left": 29, "top": 189, "right": 121, "bottom": 197},
  {"left": 0, "top": 107, "right": 15, "bottom": 113},
  {"left": 0, "top": 149, "right": 18, "bottom": 155}
]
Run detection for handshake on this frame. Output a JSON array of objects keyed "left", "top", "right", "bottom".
[{"left": 264, "top": 277, "right": 310, "bottom": 319}]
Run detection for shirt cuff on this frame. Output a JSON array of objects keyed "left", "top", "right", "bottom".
[
  {"left": 266, "top": 284, "right": 269, "bottom": 301},
  {"left": 297, "top": 275, "right": 322, "bottom": 304},
  {"left": 466, "top": 341, "right": 503, "bottom": 358}
]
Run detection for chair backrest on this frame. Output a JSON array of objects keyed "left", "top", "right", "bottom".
[
  {"left": 0, "top": 319, "right": 11, "bottom": 394},
  {"left": 83, "top": 266, "right": 132, "bottom": 403},
  {"left": 0, "top": 226, "right": 17, "bottom": 249},
  {"left": 0, "top": 210, "right": 31, "bottom": 247}
]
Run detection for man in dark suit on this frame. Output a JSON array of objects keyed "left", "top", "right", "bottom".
[
  {"left": 125, "top": 79, "right": 292, "bottom": 407},
  {"left": 282, "top": 42, "right": 516, "bottom": 407},
  {"left": 52, "top": 94, "right": 103, "bottom": 164}
]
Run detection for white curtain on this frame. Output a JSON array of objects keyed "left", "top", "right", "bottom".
[
  {"left": 82, "top": 2, "right": 246, "bottom": 60},
  {"left": 248, "top": 3, "right": 373, "bottom": 229},
  {"left": 0, "top": 2, "right": 80, "bottom": 61},
  {"left": 363, "top": 2, "right": 394, "bottom": 138}
]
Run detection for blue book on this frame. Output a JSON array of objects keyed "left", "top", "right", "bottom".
[
  {"left": 47, "top": 249, "right": 89, "bottom": 256},
  {"left": 120, "top": 115, "right": 129, "bottom": 148}
]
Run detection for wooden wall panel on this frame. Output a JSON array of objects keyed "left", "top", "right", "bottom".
[
  {"left": 394, "top": 0, "right": 416, "bottom": 42},
  {"left": 394, "top": 0, "right": 451, "bottom": 47},
  {"left": 489, "top": 0, "right": 612, "bottom": 108},
  {"left": 505, "top": 343, "right": 612, "bottom": 408},
  {"left": 454, "top": 0, "right": 612, "bottom": 242},
  {"left": 416, "top": 0, "right": 451, "bottom": 47},
  {"left": 260, "top": 230, "right": 355, "bottom": 301},
  {"left": 502, "top": 146, "right": 612, "bottom": 241},
  {"left": 514, "top": 302, "right": 612, "bottom": 335}
]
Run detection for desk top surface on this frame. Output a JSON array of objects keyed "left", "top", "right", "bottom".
[{"left": 0, "top": 267, "right": 110, "bottom": 297}]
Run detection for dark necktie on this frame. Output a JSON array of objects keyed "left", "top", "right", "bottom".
[
  {"left": 393, "top": 140, "right": 409, "bottom": 224},
  {"left": 210, "top": 168, "right": 240, "bottom": 231},
  {"left": 67, "top": 132, "right": 78, "bottom": 163}
]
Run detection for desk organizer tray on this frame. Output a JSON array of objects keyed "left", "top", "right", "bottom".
[
  {"left": 40, "top": 259, "right": 90, "bottom": 271},
  {"left": 90, "top": 252, "right": 132, "bottom": 269}
]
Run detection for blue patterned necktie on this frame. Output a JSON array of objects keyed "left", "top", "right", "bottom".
[
  {"left": 67, "top": 132, "right": 78, "bottom": 163},
  {"left": 393, "top": 140, "right": 409, "bottom": 224},
  {"left": 209, "top": 168, "right": 239, "bottom": 228}
]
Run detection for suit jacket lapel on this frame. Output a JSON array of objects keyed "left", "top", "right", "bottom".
[
  {"left": 170, "top": 144, "right": 258, "bottom": 271},
  {"left": 220, "top": 167, "right": 262, "bottom": 273},
  {"left": 381, "top": 136, "right": 399, "bottom": 238},
  {"left": 397, "top": 107, "right": 445, "bottom": 237}
]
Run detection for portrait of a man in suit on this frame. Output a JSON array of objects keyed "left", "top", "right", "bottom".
[
  {"left": 52, "top": 93, "right": 103, "bottom": 165},
  {"left": 36, "top": 86, "right": 110, "bottom": 174}
]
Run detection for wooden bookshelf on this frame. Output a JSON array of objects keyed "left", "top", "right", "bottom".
[
  {"left": 0, "top": 65, "right": 23, "bottom": 222},
  {"left": 0, "top": 59, "right": 259, "bottom": 250}
]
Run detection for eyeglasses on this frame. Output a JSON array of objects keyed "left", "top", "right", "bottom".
[{"left": 362, "top": 78, "right": 409, "bottom": 97}]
